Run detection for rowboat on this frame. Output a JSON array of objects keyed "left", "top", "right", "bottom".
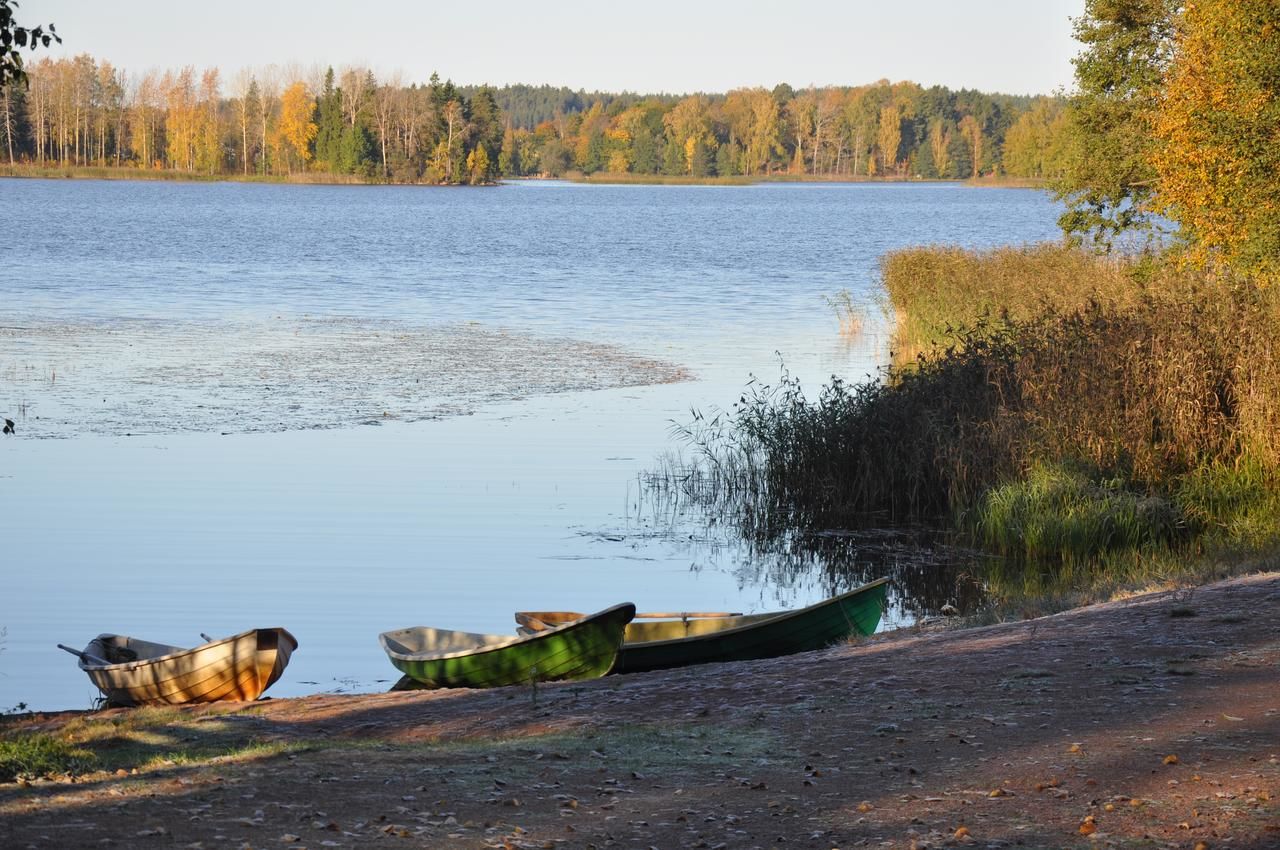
[
  {"left": 63, "top": 628, "right": 298, "bottom": 707},
  {"left": 515, "top": 578, "right": 888, "bottom": 675},
  {"left": 379, "top": 602, "right": 636, "bottom": 689}
]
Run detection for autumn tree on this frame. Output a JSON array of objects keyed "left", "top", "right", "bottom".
[
  {"left": 273, "top": 80, "right": 316, "bottom": 173},
  {"left": 195, "top": 68, "right": 220, "bottom": 174},
  {"left": 878, "top": 104, "right": 901, "bottom": 175},
  {"left": 1151, "top": 0, "right": 1280, "bottom": 284},
  {"left": 928, "top": 118, "right": 951, "bottom": 178},
  {"left": 663, "top": 95, "right": 711, "bottom": 175},
  {"left": 957, "top": 114, "right": 982, "bottom": 178},
  {"left": 749, "top": 90, "right": 784, "bottom": 174},
  {"left": 164, "top": 67, "right": 196, "bottom": 170}
]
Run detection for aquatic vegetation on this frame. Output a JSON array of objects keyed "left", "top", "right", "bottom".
[{"left": 657, "top": 246, "right": 1280, "bottom": 594}]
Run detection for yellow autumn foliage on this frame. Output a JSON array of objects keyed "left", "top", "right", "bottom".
[{"left": 1151, "top": 0, "right": 1280, "bottom": 285}]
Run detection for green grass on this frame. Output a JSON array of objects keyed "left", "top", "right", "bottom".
[
  {"left": 0, "top": 735, "right": 96, "bottom": 782},
  {"left": 971, "top": 462, "right": 1189, "bottom": 565},
  {"left": 0, "top": 706, "right": 296, "bottom": 782}
]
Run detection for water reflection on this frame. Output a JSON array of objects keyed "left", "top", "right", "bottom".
[{"left": 627, "top": 469, "right": 990, "bottom": 626}]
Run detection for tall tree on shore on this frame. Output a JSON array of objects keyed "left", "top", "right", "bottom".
[
  {"left": 274, "top": 80, "right": 316, "bottom": 174},
  {"left": 1151, "top": 0, "right": 1280, "bottom": 284},
  {"left": 231, "top": 70, "right": 258, "bottom": 175},
  {"left": 929, "top": 118, "right": 951, "bottom": 178},
  {"left": 1053, "top": 0, "right": 1180, "bottom": 246},
  {"left": 958, "top": 114, "right": 981, "bottom": 178},
  {"left": 878, "top": 103, "right": 901, "bottom": 175},
  {"left": 195, "top": 68, "right": 220, "bottom": 174},
  {"left": 313, "top": 67, "right": 343, "bottom": 171},
  {"left": 370, "top": 72, "right": 399, "bottom": 180}
]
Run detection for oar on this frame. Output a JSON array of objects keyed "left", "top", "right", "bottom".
[
  {"left": 57, "top": 644, "right": 111, "bottom": 667},
  {"left": 200, "top": 633, "right": 214, "bottom": 643}
]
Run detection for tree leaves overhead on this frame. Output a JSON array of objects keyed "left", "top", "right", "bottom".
[
  {"left": 1052, "top": 0, "right": 1181, "bottom": 248},
  {"left": 1150, "top": 0, "right": 1280, "bottom": 285},
  {"left": 0, "top": 0, "right": 59, "bottom": 90}
]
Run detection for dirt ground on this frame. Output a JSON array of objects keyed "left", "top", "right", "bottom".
[{"left": 2, "top": 573, "right": 1277, "bottom": 850}]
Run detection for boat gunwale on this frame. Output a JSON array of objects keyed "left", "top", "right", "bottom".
[
  {"left": 78, "top": 627, "right": 298, "bottom": 673},
  {"left": 379, "top": 602, "right": 636, "bottom": 663},
  {"left": 519, "top": 578, "right": 889, "bottom": 651}
]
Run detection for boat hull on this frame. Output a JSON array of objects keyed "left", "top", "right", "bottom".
[
  {"left": 381, "top": 603, "right": 635, "bottom": 689},
  {"left": 80, "top": 628, "right": 298, "bottom": 707},
  {"left": 520, "top": 578, "right": 888, "bottom": 675}
]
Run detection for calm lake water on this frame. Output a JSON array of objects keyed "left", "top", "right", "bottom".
[{"left": 1, "top": 179, "right": 1062, "bottom": 710}]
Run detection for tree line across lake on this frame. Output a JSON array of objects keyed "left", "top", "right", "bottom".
[{"left": 0, "top": 57, "right": 1072, "bottom": 184}]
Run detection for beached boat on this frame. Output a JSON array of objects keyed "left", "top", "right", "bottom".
[
  {"left": 63, "top": 628, "right": 298, "bottom": 707},
  {"left": 515, "top": 578, "right": 888, "bottom": 675},
  {"left": 380, "top": 602, "right": 636, "bottom": 689}
]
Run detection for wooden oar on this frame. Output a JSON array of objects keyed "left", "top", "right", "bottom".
[{"left": 57, "top": 644, "right": 111, "bottom": 667}]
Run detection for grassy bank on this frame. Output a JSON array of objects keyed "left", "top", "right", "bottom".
[
  {"left": 664, "top": 245, "right": 1280, "bottom": 600},
  {"left": 2, "top": 164, "right": 371, "bottom": 185}
]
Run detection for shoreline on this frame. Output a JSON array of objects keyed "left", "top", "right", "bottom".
[
  {"left": 2, "top": 163, "right": 1048, "bottom": 190},
  {"left": 3, "top": 571, "right": 1276, "bottom": 847}
]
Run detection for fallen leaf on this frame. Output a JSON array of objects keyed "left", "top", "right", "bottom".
[
  {"left": 1164, "top": 754, "right": 1180, "bottom": 765},
  {"left": 954, "top": 825, "right": 970, "bottom": 838},
  {"left": 856, "top": 801, "right": 874, "bottom": 813}
]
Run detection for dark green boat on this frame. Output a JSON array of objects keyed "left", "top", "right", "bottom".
[
  {"left": 379, "top": 602, "right": 635, "bottom": 689},
  {"left": 515, "top": 578, "right": 887, "bottom": 675}
]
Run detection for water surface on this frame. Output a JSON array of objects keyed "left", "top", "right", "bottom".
[{"left": 1, "top": 179, "right": 1062, "bottom": 710}]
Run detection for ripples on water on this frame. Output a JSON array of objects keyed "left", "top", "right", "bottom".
[{"left": 2, "top": 179, "right": 1063, "bottom": 709}]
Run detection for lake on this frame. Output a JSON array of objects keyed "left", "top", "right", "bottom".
[{"left": 1, "top": 178, "right": 1063, "bottom": 710}]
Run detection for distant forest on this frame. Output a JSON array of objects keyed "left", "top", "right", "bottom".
[{"left": 1, "top": 57, "right": 1071, "bottom": 184}]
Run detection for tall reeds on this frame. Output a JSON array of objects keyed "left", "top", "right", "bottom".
[{"left": 665, "top": 244, "right": 1280, "bottom": 575}]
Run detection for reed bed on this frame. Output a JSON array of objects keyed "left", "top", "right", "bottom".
[{"left": 661, "top": 245, "right": 1280, "bottom": 587}]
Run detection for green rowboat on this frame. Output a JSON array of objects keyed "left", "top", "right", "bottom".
[
  {"left": 379, "top": 602, "right": 636, "bottom": 689},
  {"left": 515, "top": 578, "right": 887, "bottom": 675}
]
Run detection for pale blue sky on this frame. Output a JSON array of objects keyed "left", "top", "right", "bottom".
[{"left": 34, "top": 0, "right": 1083, "bottom": 95}]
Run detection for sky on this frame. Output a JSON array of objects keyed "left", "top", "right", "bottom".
[{"left": 31, "top": 0, "right": 1084, "bottom": 96}]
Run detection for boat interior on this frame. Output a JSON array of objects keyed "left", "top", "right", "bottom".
[
  {"left": 517, "top": 611, "right": 780, "bottom": 642},
  {"left": 86, "top": 635, "right": 186, "bottom": 665},
  {"left": 380, "top": 627, "right": 527, "bottom": 658}
]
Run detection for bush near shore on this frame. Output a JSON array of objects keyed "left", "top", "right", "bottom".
[{"left": 677, "top": 245, "right": 1280, "bottom": 590}]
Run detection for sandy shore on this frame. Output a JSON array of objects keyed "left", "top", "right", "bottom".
[{"left": 2, "top": 573, "right": 1277, "bottom": 849}]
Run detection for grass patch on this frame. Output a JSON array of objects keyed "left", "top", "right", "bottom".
[
  {"left": 971, "top": 463, "right": 1188, "bottom": 566},
  {"left": 0, "top": 735, "right": 96, "bottom": 782},
  {"left": 0, "top": 706, "right": 295, "bottom": 782}
]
